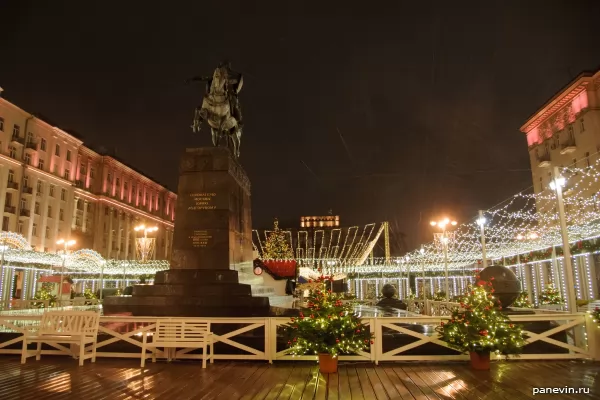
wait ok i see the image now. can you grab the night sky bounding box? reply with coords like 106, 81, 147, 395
1, 1, 600, 250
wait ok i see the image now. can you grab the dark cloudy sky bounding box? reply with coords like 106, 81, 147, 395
1, 1, 599, 249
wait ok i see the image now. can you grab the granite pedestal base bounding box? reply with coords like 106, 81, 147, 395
103, 269, 270, 317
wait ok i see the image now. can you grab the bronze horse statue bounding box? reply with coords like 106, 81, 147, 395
186, 61, 244, 158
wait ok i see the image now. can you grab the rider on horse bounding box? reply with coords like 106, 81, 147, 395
186, 61, 244, 157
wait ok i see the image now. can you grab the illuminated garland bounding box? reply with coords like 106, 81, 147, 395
283, 275, 374, 357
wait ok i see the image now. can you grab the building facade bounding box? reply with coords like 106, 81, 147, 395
300, 215, 340, 228
0, 94, 176, 260
521, 69, 600, 197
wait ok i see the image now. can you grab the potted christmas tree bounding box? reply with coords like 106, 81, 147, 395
283, 275, 373, 373
436, 279, 525, 370
538, 285, 564, 311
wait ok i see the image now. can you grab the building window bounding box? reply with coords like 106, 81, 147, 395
59, 209, 64, 221
76, 216, 82, 227
12, 124, 20, 138
17, 221, 23, 234
66, 150, 71, 162
40, 138, 46, 151
24, 153, 31, 165
20, 198, 26, 211
2, 217, 9, 231
45, 226, 50, 239
26, 132, 34, 145
34, 202, 40, 215
32, 223, 37, 237
8, 169, 14, 183
61, 188, 66, 201
116, 178, 120, 190
105, 207, 109, 216
0, 117, 4, 132
49, 185, 55, 197
90, 167, 95, 178
80, 164, 86, 175
581, 118, 585, 133
47, 205, 52, 218
38, 159, 44, 170
36, 181, 42, 194
55, 144, 60, 157
64, 169, 70, 180
568, 125, 575, 141
8, 146, 16, 158
107, 172, 113, 183
586, 152, 591, 168
24, 175, 29, 188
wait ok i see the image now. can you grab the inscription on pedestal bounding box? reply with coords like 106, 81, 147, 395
189, 230, 213, 248
188, 193, 217, 211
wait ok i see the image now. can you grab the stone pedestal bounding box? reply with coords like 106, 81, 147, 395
103, 147, 270, 317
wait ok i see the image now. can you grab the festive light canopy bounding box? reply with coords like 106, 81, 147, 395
0, 232, 33, 250
1, 247, 168, 275
255, 154, 600, 276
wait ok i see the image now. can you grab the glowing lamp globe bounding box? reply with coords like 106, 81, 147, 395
478, 265, 521, 308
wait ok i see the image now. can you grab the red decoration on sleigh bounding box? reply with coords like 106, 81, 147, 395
262, 260, 297, 278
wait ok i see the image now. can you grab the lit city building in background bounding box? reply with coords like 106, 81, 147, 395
521, 69, 600, 200
0, 94, 176, 259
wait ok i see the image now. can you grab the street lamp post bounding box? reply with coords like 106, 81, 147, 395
134, 224, 158, 262
550, 167, 577, 312
476, 211, 488, 269
56, 239, 76, 306
430, 218, 457, 302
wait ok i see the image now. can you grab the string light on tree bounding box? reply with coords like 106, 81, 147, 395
263, 218, 294, 260
436, 277, 525, 356
283, 274, 374, 357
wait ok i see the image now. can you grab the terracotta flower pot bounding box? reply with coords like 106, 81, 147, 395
469, 351, 490, 370
318, 353, 338, 373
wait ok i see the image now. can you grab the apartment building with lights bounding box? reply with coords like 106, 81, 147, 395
0, 91, 176, 259
521, 69, 600, 196
300, 214, 340, 228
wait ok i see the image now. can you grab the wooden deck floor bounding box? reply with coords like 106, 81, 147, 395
0, 357, 598, 400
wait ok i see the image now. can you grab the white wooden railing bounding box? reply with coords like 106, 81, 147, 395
0, 313, 597, 363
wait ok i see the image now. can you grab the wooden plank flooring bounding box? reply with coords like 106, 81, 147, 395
0, 357, 598, 399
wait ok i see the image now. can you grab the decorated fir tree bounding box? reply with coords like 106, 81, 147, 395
590, 307, 600, 327
512, 292, 533, 308
539, 284, 563, 305
263, 218, 294, 260
284, 275, 373, 357
436, 278, 525, 356
433, 290, 447, 301
32, 283, 57, 308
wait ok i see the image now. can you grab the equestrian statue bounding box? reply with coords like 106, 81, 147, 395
186, 61, 244, 158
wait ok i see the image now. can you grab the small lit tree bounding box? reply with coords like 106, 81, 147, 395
436, 278, 525, 365
512, 292, 533, 308
263, 218, 294, 260
283, 275, 373, 372
539, 284, 563, 305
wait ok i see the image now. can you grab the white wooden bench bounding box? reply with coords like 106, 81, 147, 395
141, 320, 214, 368
21, 311, 100, 366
